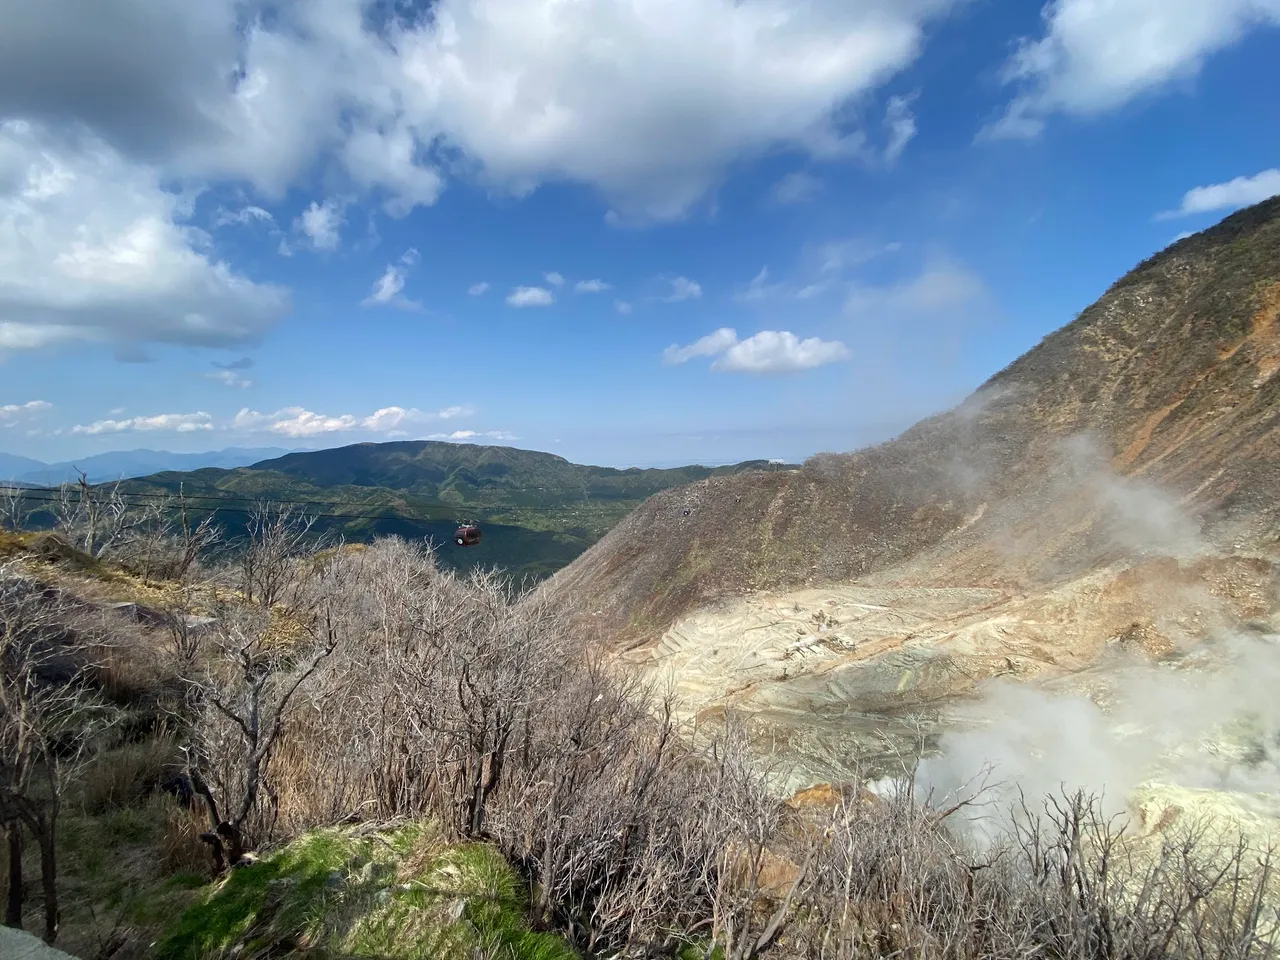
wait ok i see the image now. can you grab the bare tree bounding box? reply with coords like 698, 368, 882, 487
127, 486, 224, 585
1, 487, 29, 533
0, 565, 104, 943
170, 487, 223, 582
239, 501, 322, 610
53, 471, 160, 560
184, 599, 340, 872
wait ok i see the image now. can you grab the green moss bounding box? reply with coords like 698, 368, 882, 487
155, 823, 579, 960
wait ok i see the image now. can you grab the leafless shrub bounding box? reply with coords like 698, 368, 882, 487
147, 532, 1280, 959
783, 783, 1279, 960
181, 596, 340, 872
53, 472, 160, 561
1, 486, 30, 533
0, 563, 110, 943
238, 500, 326, 610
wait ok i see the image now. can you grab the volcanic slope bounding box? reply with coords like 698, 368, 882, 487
544, 197, 1280, 791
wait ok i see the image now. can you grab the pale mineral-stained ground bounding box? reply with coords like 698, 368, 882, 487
624, 551, 1280, 824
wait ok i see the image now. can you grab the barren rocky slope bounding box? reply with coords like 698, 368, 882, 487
543, 198, 1280, 795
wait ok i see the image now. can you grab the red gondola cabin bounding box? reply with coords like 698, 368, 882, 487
454, 524, 481, 547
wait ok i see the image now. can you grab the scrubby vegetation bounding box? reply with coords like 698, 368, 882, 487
1, 481, 1277, 959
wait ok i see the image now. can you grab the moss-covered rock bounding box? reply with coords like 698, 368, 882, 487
155, 822, 578, 960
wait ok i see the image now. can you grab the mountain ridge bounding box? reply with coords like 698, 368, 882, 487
114, 441, 795, 580
543, 196, 1280, 653
1, 446, 303, 485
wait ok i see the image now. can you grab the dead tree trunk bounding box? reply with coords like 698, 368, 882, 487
4, 820, 21, 929
37, 822, 57, 944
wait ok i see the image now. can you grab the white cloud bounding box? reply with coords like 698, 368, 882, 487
362, 248, 421, 308
366, 266, 406, 304
985, 0, 1280, 140
768, 171, 823, 206
0, 0, 963, 222
427, 429, 516, 442
575, 279, 611, 293
615, 300, 634, 315
663, 327, 850, 373
507, 286, 554, 307
294, 197, 345, 251
239, 408, 357, 438
545, 272, 565, 287
883, 94, 917, 162
468, 282, 490, 296
1158, 168, 1280, 219
0, 120, 289, 353
213, 205, 274, 228
662, 328, 739, 365
72, 411, 214, 434
204, 369, 252, 389
233, 403, 473, 438
713, 330, 851, 373
0, 400, 53, 427
663, 277, 703, 303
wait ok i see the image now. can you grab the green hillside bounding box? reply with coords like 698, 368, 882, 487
117, 441, 792, 580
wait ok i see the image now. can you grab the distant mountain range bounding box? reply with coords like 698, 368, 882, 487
116, 441, 796, 580
0, 447, 302, 485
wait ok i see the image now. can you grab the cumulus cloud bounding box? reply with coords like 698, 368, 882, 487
768, 171, 823, 206
363, 248, 421, 308
294, 197, 346, 251
72, 412, 214, 434
507, 286, 554, 307
545, 272, 565, 287
1158, 168, 1280, 219
714, 331, 851, 373
64, 402, 475, 439
468, 282, 490, 296
233, 403, 473, 439
0, 0, 964, 221
663, 328, 739, 365
575, 279, 611, 293
663, 327, 849, 373
0, 120, 289, 353
427, 429, 517, 442
984, 0, 1280, 140
0, 400, 53, 427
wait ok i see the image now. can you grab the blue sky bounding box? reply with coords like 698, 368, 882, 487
2, 0, 1279, 468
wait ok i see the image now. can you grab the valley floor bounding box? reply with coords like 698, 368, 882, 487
628, 551, 1280, 853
